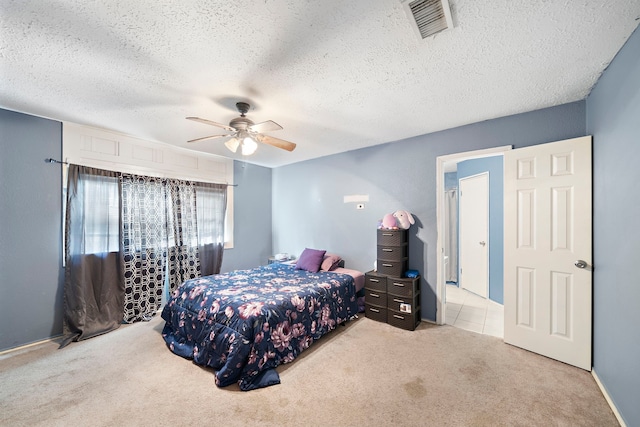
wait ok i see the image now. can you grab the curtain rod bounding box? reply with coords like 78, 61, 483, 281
45, 158, 68, 165
44, 158, 237, 186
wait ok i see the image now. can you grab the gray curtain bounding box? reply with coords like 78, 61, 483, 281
166, 179, 201, 292
61, 165, 123, 348
120, 174, 168, 323
445, 188, 458, 283
195, 183, 227, 277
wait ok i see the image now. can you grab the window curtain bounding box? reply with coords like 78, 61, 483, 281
61, 165, 123, 348
166, 179, 201, 292
120, 174, 168, 323
62, 168, 228, 339
195, 183, 227, 276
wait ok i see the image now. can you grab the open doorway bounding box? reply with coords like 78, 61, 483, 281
435, 146, 511, 336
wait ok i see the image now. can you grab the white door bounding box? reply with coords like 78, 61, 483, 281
459, 173, 489, 298
504, 136, 592, 370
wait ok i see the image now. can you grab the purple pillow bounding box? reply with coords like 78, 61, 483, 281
321, 253, 342, 271
295, 248, 326, 273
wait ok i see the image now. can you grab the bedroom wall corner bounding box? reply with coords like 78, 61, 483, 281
220, 160, 273, 272
0, 108, 64, 352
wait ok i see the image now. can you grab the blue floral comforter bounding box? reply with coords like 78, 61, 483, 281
161, 263, 359, 390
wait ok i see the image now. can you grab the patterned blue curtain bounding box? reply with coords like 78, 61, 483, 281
120, 174, 167, 323
166, 179, 201, 292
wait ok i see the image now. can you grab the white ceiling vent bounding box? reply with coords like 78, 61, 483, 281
402, 0, 454, 40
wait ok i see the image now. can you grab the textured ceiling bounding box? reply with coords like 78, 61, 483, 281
1, 1, 639, 167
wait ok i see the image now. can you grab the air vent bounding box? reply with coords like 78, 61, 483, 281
402, 0, 453, 40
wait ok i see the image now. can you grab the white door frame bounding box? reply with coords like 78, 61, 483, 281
435, 145, 512, 325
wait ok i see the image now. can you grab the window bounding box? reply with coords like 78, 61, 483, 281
82, 174, 119, 254
62, 122, 235, 252
196, 184, 228, 247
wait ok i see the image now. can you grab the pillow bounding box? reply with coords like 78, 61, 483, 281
321, 253, 342, 271
295, 248, 326, 273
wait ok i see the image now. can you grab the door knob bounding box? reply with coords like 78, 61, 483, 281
479, 241, 486, 246
574, 260, 588, 269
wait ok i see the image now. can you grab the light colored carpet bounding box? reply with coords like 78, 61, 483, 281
0, 315, 618, 426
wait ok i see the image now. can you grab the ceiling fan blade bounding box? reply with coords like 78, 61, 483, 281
187, 134, 234, 143
255, 134, 297, 152
249, 120, 283, 133
186, 117, 236, 132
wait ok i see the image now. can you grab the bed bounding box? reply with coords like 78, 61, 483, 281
161, 250, 363, 391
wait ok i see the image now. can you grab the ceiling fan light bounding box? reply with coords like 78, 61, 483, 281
241, 136, 258, 155
224, 137, 239, 153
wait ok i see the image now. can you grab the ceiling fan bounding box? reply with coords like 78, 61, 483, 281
186, 102, 296, 155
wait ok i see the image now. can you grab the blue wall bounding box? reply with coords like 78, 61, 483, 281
587, 26, 640, 426
456, 156, 504, 304
220, 161, 273, 272
444, 171, 457, 190
272, 101, 586, 321
0, 109, 64, 350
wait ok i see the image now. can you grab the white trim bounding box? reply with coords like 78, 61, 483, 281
0, 336, 61, 357
62, 122, 235, 248
62, 122, 233, 184
592, 369, 627, 427
435, 145, 511, 325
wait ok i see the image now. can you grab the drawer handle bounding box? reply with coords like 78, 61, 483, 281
393, 314, 405, 320
393, 298, 404, 303
392, 282, 405, 287
382, 248, 393, 252
382, 263, 393, 267
370, 278, 379, 283
370, 307, 380, 313
370, 293, 380, 298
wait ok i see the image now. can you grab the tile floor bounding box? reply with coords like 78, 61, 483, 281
445, 284, 504, 338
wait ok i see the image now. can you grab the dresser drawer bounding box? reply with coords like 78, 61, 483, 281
387, 276, 420, 298
377, 229, 407, 246
387, 293, 420, 314
365, 303, 387, 323
377, 244, 408, 261
365, 288, 387, 306
365, 271, 387, 292
387, 309, 420, 331
377, 259, 407, 277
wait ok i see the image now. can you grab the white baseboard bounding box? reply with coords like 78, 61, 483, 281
0, 335, 61, 357
592, 368, 626, 427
